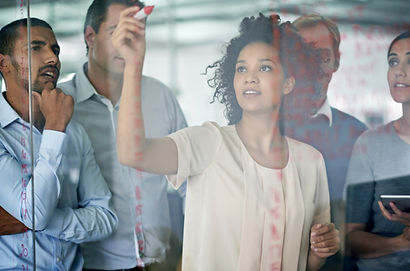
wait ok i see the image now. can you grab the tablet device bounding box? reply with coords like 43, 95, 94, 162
380, 195, 410, 212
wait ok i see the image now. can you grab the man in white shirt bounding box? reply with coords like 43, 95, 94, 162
58, 1, 187, 270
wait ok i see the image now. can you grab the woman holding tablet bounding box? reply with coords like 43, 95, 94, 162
113, 7, 339, 271
345, 31, 410, 270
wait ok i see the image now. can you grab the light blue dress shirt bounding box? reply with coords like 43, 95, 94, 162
58, 63, 187, 269
0, 92, 118, 270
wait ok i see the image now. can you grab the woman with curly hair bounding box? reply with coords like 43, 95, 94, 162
114, 7, 339, 271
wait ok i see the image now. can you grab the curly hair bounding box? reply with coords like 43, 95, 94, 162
207, 13, 323, 129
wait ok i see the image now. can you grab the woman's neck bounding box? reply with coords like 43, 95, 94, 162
393, 103, 410, 144
236, 112, 288, 169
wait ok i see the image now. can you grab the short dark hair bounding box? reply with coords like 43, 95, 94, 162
388, 30, 410, 58
207, 13, 322, 130
83, 0, 145, 53
0, 18, 52, 56
0, 18, 53, 78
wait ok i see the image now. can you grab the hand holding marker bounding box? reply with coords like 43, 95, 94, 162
133, 5, 154, 20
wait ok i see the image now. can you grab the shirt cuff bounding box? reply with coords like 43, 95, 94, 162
38, 129, 66, 173
40, 129, 66, 152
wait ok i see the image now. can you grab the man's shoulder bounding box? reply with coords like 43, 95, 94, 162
140, 75, 182, 114
331, 107, 367, 131
57, 73, 78, 97
141, 75, 174, 96
141, 74, 167, 87
65, 119, 89, 145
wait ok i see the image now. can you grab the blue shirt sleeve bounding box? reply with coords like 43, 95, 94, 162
0, 129, 66, 230
42, 125, 118, 243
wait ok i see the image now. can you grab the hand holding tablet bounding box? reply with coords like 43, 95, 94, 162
378, 195, 410, 227
380, 195, 410, 212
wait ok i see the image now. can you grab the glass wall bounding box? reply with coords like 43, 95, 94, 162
0, 0, 409, 270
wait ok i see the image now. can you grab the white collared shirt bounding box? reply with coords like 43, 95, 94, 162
58, 63, 187, 269
312, 97, 332, 127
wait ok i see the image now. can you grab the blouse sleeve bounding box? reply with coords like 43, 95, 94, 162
166, 122, 222, 189
313, 154, 331, 225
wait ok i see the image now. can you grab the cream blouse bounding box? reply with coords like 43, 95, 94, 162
167, 122, 330, 271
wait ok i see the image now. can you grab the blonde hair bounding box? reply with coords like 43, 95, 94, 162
293, 14, 340, 70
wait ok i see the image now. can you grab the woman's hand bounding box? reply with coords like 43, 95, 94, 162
401, 227, 410, 242
111, 6, 146, 67
310, 223, 340, 258
392, 227, 410, 251
378, 200, 410, 226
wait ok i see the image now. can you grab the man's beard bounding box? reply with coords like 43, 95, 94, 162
11, 56, 52, 93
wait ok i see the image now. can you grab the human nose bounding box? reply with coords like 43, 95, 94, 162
44, 47, 59, 65
394, 62, 407, 78
245, 70, 258, 84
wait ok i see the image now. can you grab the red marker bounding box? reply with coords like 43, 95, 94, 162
133, 5, 154, 20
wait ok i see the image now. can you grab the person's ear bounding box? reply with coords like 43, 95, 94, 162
333, 51, 340, 72
283, 76, 295, 95
84, 25, 96, 50
0, 54, 11, 74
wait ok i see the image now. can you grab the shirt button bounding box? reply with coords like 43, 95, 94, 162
57, 257, 61, 262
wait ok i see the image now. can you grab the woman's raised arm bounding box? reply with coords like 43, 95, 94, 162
113, 6, 178, 174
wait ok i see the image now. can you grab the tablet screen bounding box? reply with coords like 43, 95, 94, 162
380, 195, 410, 212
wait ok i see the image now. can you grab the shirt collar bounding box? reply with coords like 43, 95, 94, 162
0, 91, 22, 128
311, 97, 332, 127
74, 62, 98, 103
70, 62, 120, 108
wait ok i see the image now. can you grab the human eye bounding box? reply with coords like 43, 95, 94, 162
321, 50, 331, 63
260, 65, 272, 72
31, 45, 41, 51
388, 58, 398, 67
236, 65, 246, 73
53, 47, 60, 57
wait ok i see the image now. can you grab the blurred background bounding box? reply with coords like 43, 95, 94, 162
1, 0, 409, 126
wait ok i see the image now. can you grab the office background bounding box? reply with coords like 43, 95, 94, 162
0, 0, 409, 126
